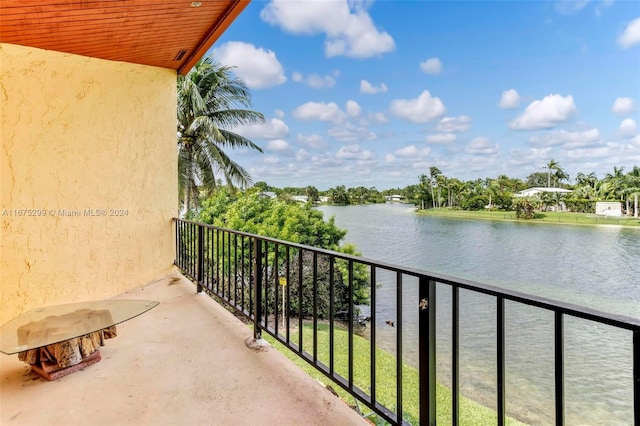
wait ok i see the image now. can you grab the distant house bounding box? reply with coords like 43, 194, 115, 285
319, 196, 330, 203
515, 187, 573, 197
515, 187, 573, 212
291, 195, 308, 203
595, 201, 623, 217
258, 191, 276, 199
385, 194, 406, 203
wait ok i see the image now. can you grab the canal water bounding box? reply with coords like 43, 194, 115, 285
318, 204, 640, 425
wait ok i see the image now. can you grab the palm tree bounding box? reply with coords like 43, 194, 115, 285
429, 166, 442, 208
329, 185, 350, 205
554, 167, 569, 188
177, 57, 265, 213
599, 167, 625, 201
485, 179, 501, 211
418, 174, 431, 209
545, 159, 562, 187
305, 186, 319, 204
623, 166, 640, 218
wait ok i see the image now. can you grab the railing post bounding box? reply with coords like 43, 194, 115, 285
253, 239, 263, 339
497, 297, 505, 426
196, 224, 203, 293
634, 330, 639, 425
419, 277, 437, 425
555, 311, 564, 425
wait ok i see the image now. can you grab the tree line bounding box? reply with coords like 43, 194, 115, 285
253, 161, 640, 217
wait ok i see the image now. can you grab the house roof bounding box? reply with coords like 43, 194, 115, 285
515, 187, 573, 197
0, 0, 249, 75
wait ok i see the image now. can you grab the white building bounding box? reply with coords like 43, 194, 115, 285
595, 201, 623, 217
385, 194, 406, 203
515, 187, 573, 197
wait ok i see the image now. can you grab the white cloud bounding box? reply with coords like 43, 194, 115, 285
394, 145, 431, 158
612, 97, 636, 116
235, 118, 289, 139
263, 155, 280, 164
528, 128, 601, 148
266, 139, 291, 152
360, 80, 388, 94
465, 137, 499, 156
554, 1, 590, 15
328, 122, 376, 143
274, 109, 285, 119
437, 115, 471, 133
368, 112, 389, 124
335, 144, 374, 160
390, 90, 446, 123
619, 118, 638, 138
420, 57, 442, 74
293, 101, 347, 123
297, 133, 328, 149
384, 154, 397, 163
618, 17, 640, 48
509, 94, 577, 130
295, 149, 310, 162
563, 146, 617, 160
345, 100, 362, 117
499, 89, 521, 109
213, 41, 286, 89
260, 0, 395, 58
292, 71, 338, 89
595, 0, 613, 17
395, 145, 419, 157
426, 133, 456, 144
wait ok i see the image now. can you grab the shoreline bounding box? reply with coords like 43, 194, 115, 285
415, 208, 640, 229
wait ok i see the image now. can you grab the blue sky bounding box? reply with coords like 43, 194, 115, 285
210, 0, 640, 190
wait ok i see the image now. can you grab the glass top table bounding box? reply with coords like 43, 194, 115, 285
0, 300, 158, 355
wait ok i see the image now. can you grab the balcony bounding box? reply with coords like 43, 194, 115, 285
173, 218, 640, 425
2, 218, 639, 425
0, 273, 366, 425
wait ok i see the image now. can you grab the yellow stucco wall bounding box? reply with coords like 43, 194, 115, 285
0, 43, 177, 324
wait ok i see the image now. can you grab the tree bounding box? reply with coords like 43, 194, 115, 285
574, 172, 598, 199
305, 186, 319, 204
554, 166, 569, 188
197, 188, 369, 318
329, 185, 350, 205
526, 172, 548, 188
622, 166, 640, 217
447, 178, 464, 208
417, 174, 432, 209
429, 166, 442, 208
177, 57, 265, 214
545, 158, 569, 188
485, 179, 501, 211
253, 181, 270, 192
599, 166, 626, 200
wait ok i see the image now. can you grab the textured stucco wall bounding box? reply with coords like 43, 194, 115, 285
0, 43, 177, 324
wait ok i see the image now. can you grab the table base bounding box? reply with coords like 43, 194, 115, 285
31, 350, 102, 381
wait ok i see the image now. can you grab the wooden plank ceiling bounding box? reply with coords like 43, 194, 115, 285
0, 0, 249, 74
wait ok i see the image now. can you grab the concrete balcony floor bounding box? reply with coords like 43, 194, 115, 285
0, 272, 367, 426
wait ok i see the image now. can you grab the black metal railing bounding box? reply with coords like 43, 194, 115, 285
174, 218, 640, 425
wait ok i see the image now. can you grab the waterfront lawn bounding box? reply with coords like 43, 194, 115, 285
418, 208, 640, 227
263, 323, 525, 425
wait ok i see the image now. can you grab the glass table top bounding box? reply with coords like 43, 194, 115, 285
0, 300, 158, 355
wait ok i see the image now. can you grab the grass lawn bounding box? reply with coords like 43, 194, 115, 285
262, 323, 525, 425
418, 208, 640, 227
